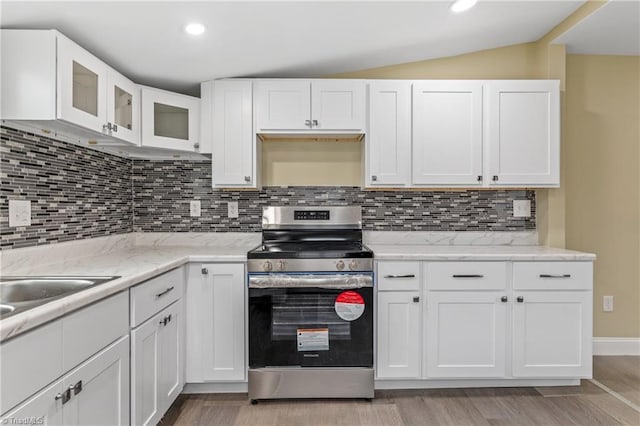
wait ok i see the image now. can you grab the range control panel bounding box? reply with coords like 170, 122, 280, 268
294, 210, 330, 221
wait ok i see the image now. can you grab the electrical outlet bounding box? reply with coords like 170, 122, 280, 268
513, 200, 531, 218
228, 201, 239, 218
9, 200, 31, 227
603, 296, 614, 312
190, 200, 201, 217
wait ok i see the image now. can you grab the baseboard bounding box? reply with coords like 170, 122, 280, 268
593, 337, 640, 355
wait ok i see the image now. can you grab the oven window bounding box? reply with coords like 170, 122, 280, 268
272, 294, 351, 341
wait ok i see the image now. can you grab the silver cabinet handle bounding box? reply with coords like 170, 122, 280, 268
160, 314, 172, 326
312, 119, 319, 127
452, 274, 484, 278
539, 274, 571, 278
155, 286, 174, 298
70, 380, 82, 395
111, 124, 118, 132
201, 267, 209, 275
244, 176, 251, 182
305, 119, 312, 127
194, 142, 200, 149
477, 175, 482, 181
413, 296, 420, 303
55, 389, 71, 404
384, 274, 416, 279
371, 175, 378, 182
102, 123, 110, 134
492, 175, 499, 181
501, 296, 508, 303
517, 296, 524, 303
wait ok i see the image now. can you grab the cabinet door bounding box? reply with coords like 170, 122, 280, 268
141, 87, 200, 151
212, 80, 255, 186
158, 301, 184, 414
255, 80, 311, 130
63, 336, 129, 426
0, 378, 64, 425
131, 313, 162, 426
426, 292, 507, 378
376, 291, 421, 379
107, 70, 140, 145
367, 81, 411, 186
200, 264, 246, 381
412, 81, 483, 186
486, 80, 560, 186
311, 80, 365, 130
512, 291, 592, 378
57, 34, 108, 133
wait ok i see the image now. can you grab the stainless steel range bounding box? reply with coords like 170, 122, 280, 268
247, 206, 374, 403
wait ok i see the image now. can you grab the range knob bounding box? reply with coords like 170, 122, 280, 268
349, 260, 358, 271
263, 261, 273, 272
336, 260, 345, 271
277, 260, 286, 272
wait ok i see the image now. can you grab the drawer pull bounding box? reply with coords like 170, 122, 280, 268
452, 274, 484, 278
155, 286, 175, 298
384, 274, 416, 279
539, 274, 571, 279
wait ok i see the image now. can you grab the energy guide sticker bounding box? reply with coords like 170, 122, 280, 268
297, 328, 329, 351
334, 290, 365, 321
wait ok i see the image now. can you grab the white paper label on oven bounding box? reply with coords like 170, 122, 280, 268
335, 290, 365, 321
297, 328, 329, 351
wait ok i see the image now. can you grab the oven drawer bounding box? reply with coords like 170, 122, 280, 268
425, 262, 507, 290
377, 261, 420, 291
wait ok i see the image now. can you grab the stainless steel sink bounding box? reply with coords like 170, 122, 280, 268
0, 276, 120, 319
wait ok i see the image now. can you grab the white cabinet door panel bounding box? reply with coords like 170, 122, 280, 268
487, 80, 560, 186
512, 291, 592, 378
367, 81, 411, 186
158, 301, 184, 412
311, 80, 364, 130
426, 292, 506, 378
413, 81, 483, 186
107, 70, 140, 145
256, 80, 310, 130
131, 313, 161, 426
0, 378, 64, 424
377, 291, 421, 379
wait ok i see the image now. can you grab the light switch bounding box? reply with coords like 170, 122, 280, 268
513, 200, 531, 218
9, 199, 31, 227
190, 200, 201, 217
228, 201, 239, 218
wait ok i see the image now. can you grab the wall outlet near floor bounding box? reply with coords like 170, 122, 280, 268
513, 200, 532, 218
228, 201, 239, 218
603, 295, 614, 312
190, 200, 201, 217
9, 199, 31, 227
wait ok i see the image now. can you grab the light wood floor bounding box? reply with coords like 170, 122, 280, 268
161, 357, 640, 425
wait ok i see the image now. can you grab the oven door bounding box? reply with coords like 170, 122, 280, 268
248, 273, 373, 368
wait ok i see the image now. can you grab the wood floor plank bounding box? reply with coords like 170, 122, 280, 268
234, 403, 282, 426
547, 395, 623, 425
198, 404, 241, 425
356, 403, 404, 426
535, 379, 603, 397
581, 390, 640, 425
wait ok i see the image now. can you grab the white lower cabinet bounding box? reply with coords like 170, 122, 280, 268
1, 335, 129, 425
512, 291, 592, 378
186, 263, 246, 382
376, 291, 422, 379
131, 300, 184, 426
425, 292, 507, 378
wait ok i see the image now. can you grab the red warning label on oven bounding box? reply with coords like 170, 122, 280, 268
335, 291, 365, 321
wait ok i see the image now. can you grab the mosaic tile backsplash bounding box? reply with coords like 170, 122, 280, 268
1, 126, 535, 249
1, 126, 133, 249
132, 160, 535, 232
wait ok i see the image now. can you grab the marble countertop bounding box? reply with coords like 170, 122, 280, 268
0, 231, 594, 342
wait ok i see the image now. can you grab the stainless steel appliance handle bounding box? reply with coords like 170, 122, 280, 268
249, 274, 373, 289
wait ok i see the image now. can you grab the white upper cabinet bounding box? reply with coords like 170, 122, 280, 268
486, 80, 560, 187
141, 86, 200, 152
413, 81, 483, 186
1, 30, 140, 145
255, 79, 365, 132
211, 80, 256, 187
366, 81, 412, 186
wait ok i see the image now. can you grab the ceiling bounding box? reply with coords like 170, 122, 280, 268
1, 1, 586, 96
553, 0, 640, 55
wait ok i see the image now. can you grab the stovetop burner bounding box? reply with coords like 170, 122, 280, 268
248, 242, 373, 259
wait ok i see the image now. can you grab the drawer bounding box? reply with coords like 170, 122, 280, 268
377, 261, 420, 291
131, 267, 184, 327
0, 320, 63, 415
63, 290, 129, 371
513, 261, 593, 290
425, 262, 507, 290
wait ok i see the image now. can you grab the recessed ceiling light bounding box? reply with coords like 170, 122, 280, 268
450, 0, 478, 13
184, 23, 206, 36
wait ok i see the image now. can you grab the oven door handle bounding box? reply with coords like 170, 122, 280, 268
248, 274, 373, 289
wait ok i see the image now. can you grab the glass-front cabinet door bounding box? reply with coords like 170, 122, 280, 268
107, 71, 140, 145
57, 34, 108, 133
141, 86, 200, 152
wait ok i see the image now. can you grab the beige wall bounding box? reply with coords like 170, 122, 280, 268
564, 55, 640, 337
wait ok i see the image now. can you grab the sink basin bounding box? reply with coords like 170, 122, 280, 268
0, 276, 120, 319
